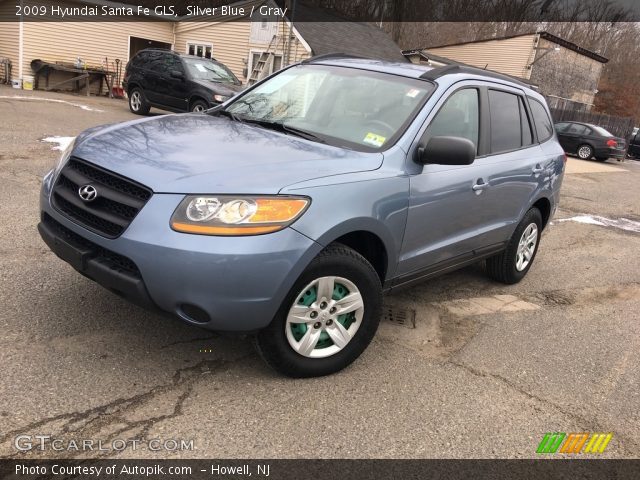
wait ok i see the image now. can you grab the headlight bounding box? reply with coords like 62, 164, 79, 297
52, 137, 76, 174
171, 195, 310, 236
213, 94, 230, 103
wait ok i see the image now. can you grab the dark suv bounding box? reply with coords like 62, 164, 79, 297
123, 49, 243, 114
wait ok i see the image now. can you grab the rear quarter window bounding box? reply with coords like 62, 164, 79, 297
131, 52, 149, 68
529, 98, 554, 142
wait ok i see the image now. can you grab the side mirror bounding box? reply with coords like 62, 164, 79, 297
170, 70, 184, 80
416, 136, 476, 166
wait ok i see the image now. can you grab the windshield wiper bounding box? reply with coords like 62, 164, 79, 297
210, 108, 244, 123
241, 119, 326, 144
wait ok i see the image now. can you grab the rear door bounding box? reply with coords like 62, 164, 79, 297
164, 55, 189, 111
474, 86, 548, 244
563, 123, 589, 153
143, 51, 169, 105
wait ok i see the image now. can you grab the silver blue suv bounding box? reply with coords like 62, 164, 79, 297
39, 56, 565, 377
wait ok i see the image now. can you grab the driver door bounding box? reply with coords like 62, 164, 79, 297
397, 85, 492, 279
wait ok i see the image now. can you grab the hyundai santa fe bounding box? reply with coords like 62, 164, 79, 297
39, 56, 565, 377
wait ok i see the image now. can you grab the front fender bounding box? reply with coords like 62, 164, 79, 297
286, 175, 410, 280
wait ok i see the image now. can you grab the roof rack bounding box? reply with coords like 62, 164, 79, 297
420, 65, 531, 88
301, 52, 370, 64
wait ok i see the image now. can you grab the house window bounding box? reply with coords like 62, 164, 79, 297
249, 51, 284, 77
187, 43, 213, 59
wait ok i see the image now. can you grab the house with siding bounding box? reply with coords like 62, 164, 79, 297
0, 0, 404, 92
405, 32, 608, 111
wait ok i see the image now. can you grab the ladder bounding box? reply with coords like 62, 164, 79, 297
248, 35, 281, 85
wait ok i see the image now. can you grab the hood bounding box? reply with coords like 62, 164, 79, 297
72, 114, 383, 194
193, 79, 243, 96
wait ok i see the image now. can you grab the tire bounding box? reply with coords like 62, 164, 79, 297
486, 208, 542, 285
577, 144, 593, 160
190, 100, 209, 113
255, 243, 382, 378
128, 88, 150, 115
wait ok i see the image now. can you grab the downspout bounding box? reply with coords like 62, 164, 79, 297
18, 0, 24, 81
172, 18, 177, 51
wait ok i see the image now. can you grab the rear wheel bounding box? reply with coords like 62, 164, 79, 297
255, 244, 382, 378
487, 208, 542, 284
128, 88, 150, 115
577, 144, 593, 160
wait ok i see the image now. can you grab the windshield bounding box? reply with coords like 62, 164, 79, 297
184, 57, 240, 85
224, 64, 434, 150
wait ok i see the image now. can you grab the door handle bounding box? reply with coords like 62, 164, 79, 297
532, 165, 544, 174
472, 179, 489, 192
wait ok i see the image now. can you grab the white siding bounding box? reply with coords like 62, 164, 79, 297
427, 34, 538, 79
0, 1, 20, 81
176, 19, 310, 84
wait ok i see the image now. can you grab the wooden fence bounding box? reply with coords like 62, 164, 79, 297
550, 105, 636, 140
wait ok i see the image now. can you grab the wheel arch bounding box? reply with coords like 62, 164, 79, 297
127, 83, 141, 95
188, 95, 209, 110
531, 196, 552, 229
307, 218, 398, 284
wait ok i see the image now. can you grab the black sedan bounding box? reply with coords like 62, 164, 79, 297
554, 121, 626, 161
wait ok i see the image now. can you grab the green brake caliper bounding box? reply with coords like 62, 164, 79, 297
290, 282, 356, 349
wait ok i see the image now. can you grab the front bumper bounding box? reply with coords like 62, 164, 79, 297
39, 182, 322, 332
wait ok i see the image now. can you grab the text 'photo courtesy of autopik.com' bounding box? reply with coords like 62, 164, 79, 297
1, 0, 640, 478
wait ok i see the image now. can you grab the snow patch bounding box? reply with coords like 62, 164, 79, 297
0, 95, 104, 112
41, 136, 75, 151
557, 215, 640, 233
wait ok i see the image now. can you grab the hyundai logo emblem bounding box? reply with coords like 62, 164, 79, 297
78, 184, 98, 202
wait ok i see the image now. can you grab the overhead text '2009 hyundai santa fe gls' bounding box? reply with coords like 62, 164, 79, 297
39, 56, 565, 377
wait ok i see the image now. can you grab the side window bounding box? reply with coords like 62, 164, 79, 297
519, 97, 533, 146
488, 90, 521, 153
147, 52, 165, 72
425, 88, 479, 151
165, 55, 183, 73
555, 122, 569, 133
567, 124, 588, 135
529, 98, 554, 142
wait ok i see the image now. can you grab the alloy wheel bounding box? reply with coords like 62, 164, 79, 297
285, 276, 364, 358
515, 223, 538, 271
130, 91, 141, 111
578, 146, 592, 159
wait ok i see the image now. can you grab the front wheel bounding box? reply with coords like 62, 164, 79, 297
255, 244, 382, 378
577, 144, 593, 160
190, 100, 209, 113
486, 207, 542, 284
